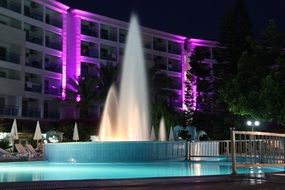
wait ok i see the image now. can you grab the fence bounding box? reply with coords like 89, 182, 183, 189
187, 140, 231, 161
187, 130, 285, 174
231, 130, 285, 174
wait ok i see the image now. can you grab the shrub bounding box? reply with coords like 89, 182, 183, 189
0, 138, 11, 150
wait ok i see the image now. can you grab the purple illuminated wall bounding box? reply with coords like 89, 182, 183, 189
48, 0, 218, 113
61, 14, 67, 99
66, 11, 81, 89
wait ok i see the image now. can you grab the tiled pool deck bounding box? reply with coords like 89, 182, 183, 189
1, 172, 285, 190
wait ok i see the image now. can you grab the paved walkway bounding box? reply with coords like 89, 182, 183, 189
1, 173, 285, 190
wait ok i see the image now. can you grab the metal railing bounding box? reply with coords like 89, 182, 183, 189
22, 107, 40, 118
0, 105, 19, 116
0, 52, 20, 64
0, 0, 21, 13
46, 17, 62, 28
187, 140, 231, 161
231, 130, 285, 175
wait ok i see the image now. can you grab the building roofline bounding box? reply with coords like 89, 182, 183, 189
71, 9, 187, 42
189, 38, 224, 48
41, 0, 69, 11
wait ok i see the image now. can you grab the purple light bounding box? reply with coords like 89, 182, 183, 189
62, 13, 68, 99
76, 95, 81, 102
47, 0, 69, 11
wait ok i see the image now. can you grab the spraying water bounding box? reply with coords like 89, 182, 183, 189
99, 85, 118, 141
99, 15, 150, 141
158, 117, 166, 141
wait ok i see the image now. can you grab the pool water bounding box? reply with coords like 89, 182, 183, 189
0, 161, 283, 182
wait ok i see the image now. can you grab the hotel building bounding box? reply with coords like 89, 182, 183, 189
0, 0, 222, 122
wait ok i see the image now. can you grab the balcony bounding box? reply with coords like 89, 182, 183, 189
0, 0, 21, 13
100, 45, 116, 61
0, 52, 20, 64
100, 25, 117, 42
81, 42, 98, 58
169, 79, 182, 90
46, 17, 62, 28
168, 41, 181, 55
153, 38, 167, 52
45, 40, 62, 51
22, 106, 40, 118
44, 110, 60, 119
45, 86, 61, 96
45, 62, 62, 73
153, 56, 167, 70
46, 7, 62, 28
0, 14, 21, 29
26, 58, 42, 69
0, 67, 20, 80
81, 26, 98, 38
168, 59, 182, 73
0, 105, 18, 116
119, 29, 127, 43
24, 4, 43, 22
26, 33, 43, 45
25, 82, 41, 93
100, 52, 116, 61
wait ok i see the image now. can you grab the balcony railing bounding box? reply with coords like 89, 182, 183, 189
81, 49, 98, 58
81, 27, 98, 37
24, 6, 43, 21
0, 52, 20, 64
25, 82, 42, 93
46, 40, 62, 51
26, 59, 42, 69
153, 43, 167, 52
46, 17, 62, 28
168, 64, 182, 72
100, 31, 117, 42
45, 87, 61, 96
26, 33, 43, 45
0, 0, 21, 13
44, 110, 60, 119
0, 105, 18, 116
45, 62, 62, 73
100, 52, 116, 61
22, 107, 40, 118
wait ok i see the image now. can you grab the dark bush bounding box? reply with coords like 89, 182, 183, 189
0, 138, 11, 150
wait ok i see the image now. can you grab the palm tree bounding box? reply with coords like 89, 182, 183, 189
148, 63, 182, 130
94, 62, 119, 110
66, 75, 98, 119
65, 62, 119, 119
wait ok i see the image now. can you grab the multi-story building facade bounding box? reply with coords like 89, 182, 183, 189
0, 0, 68, 121
0, 0, 222, 122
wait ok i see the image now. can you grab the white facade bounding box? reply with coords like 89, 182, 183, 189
0, 0, 68, 120
0, 0, 221, 121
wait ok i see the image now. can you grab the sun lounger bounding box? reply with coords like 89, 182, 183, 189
0, 148, 10, 154
0, 147, 28, 162
15, 144, 29, 155
25, 144, 43, 160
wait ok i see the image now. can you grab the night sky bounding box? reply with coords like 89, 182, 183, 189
57, 0, 285, 41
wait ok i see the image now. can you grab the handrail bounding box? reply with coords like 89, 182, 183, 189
233, 130, 285, 137
231, 130, 285, 175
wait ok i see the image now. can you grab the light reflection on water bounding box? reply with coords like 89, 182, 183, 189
0, 161, 283, 182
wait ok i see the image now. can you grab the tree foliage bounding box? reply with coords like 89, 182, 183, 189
220, 0, 252, 68
220, 20, 285, 125
65, 62, 119, 119
149, 63, 183, 130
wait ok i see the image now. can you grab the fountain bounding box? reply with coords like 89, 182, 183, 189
158, 117, 166, 141
45, 14, 186, 163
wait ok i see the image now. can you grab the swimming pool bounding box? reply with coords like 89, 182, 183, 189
0, 161, 283, 182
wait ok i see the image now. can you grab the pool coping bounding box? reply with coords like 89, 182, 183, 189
1, 172, 285, 190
